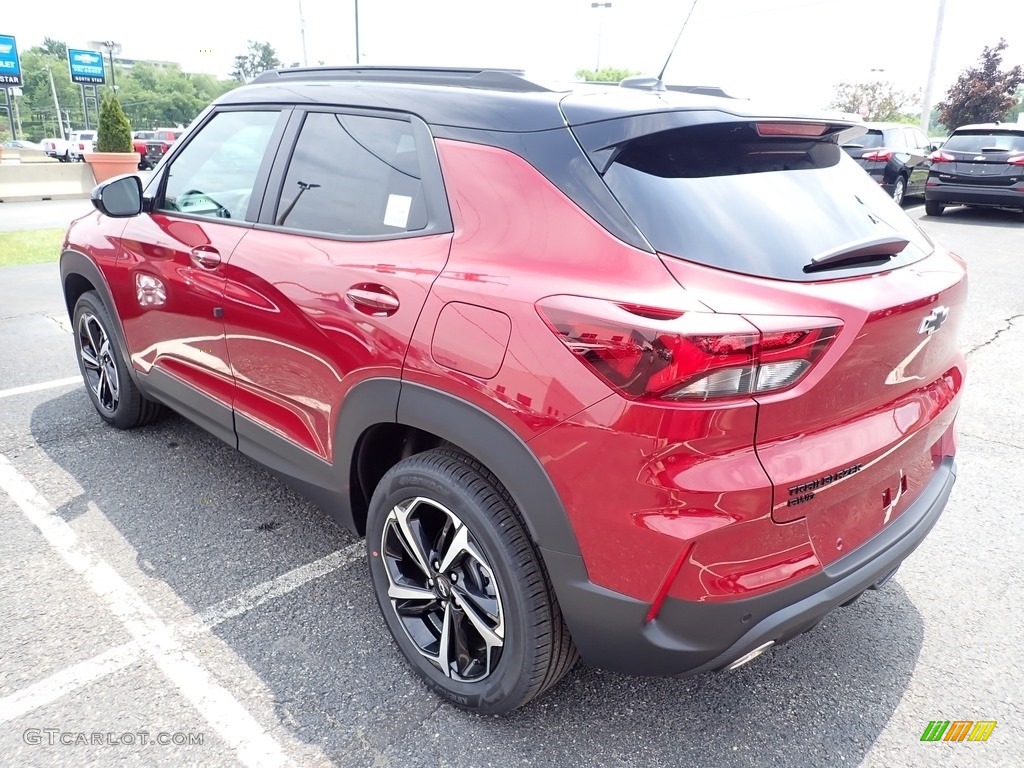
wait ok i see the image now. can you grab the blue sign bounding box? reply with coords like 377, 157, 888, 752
0, 34, 22, 86
68, 48, 105, 85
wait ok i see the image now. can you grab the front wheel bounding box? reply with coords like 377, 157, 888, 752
925, 200, 945, 216
366, 448, 577, 714
73, 291, 166, 429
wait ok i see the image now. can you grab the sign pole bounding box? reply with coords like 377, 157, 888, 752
80, 84, 89, 130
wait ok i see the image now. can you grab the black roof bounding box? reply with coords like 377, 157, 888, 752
221, 66, 845, 133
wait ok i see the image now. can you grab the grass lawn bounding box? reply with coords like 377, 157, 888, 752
0, 229, 66, 267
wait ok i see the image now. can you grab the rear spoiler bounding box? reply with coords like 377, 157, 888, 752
570, 112, 866, 173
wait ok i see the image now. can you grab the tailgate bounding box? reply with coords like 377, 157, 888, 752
751, 255, 966, 564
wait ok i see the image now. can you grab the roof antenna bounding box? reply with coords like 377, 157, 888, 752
619, 0, 700, 91
658, 0, 701, 83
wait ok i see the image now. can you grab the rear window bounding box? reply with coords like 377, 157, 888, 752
601, 123, 932, 281
842, 129, 886, 150
943, 130, 1024, 153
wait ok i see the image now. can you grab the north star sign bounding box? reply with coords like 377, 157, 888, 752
0, 34, 23, 86
68, 48, 106, 85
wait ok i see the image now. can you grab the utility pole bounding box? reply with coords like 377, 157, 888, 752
298, 0, 309, 66
920, 0, 947, 134
47, 66, 65, 140
354, 0, 361, 64
591, 2, 612, 73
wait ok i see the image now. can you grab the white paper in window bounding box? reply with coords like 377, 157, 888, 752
383, 194, 412, 229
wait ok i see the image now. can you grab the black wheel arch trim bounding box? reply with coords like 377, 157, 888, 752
60, 249, 144, 391
393, 381, 583, 559
331, 378, 583, 560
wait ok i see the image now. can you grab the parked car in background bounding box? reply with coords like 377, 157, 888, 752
2, 139, 44, 150
132, 130, 156, 169
143, 128, 183, 169
925, 123, 1024, 217
68, 130, 97, 161
841, 122, 935, 204
60, 67, 966, 715
42, 137, 71, 161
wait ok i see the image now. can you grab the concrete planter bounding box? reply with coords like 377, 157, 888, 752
84, 152, 140, 184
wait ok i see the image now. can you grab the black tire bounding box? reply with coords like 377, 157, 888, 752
366, 448, 577, 715
892, 176, 907, 206
925, 200, 945, 216
72, 291, 166, 429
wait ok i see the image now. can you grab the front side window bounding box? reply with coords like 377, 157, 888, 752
160, 110, 280, 221
275, 112, 427, 237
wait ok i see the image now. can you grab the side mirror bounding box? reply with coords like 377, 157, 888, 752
91, 174, 143, 217
929, 141, 943, 152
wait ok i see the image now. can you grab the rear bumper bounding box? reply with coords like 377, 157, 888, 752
545, 457, 956, 676
926, 182, 1024, 209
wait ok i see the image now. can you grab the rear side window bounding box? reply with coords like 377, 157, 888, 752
274, 112, 427, 237
943, 130, 1024, 153
601, 123, 932, 281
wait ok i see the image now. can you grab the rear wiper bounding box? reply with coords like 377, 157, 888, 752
841, 143, 864, 148
804, 235, 909, 273
980, 147, 1007, 153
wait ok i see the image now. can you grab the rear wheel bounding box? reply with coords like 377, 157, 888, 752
925, 200, 945, 216
892, 176, 907, 206
73, 291, 166, 429
366, 448, 577, 714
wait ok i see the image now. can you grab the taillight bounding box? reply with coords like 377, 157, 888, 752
536, 296, 841, 401
1008, 154, 1024, 166
861, 150, 893, 161
930, 151, 955, 163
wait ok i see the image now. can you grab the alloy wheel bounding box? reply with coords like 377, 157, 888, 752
380, 496, 505, 682
78, 312, 120, 413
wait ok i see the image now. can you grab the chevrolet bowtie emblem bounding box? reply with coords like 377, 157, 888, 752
919, 306, 950, 335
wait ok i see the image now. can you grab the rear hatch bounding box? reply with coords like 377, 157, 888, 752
840, 127, 891, 171
932, 128, 1024, 186
570, 109, 967, 566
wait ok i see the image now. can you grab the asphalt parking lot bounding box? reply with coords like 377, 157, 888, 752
0, 199, 1021, 768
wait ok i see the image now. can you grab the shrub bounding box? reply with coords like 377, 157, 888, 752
96, 92, 133, 153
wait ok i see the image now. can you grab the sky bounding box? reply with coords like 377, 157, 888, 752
3, 0, 1023, 114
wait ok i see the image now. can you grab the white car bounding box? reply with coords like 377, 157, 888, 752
42, 137, 71, 161
67, 130, 97, 161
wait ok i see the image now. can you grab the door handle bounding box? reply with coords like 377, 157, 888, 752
346, 284, 400, 317
190, 246, 221, 270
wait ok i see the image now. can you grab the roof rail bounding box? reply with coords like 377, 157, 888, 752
250, 66, 553, 93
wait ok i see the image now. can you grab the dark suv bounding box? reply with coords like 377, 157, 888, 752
925, 123, 1024, 216
61, 67, 966, 714
841, 121, 935, 204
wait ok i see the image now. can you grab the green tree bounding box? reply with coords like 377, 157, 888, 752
97, 92, 133, 152
40, 37, 67, 59
575, 67, 641, 82
231, 41, 281, 82
1007, 88, 1024, 122
828, 81, 919, 122
937, 39, 1024, 129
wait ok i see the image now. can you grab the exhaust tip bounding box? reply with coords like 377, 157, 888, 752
723, 641, 775, 672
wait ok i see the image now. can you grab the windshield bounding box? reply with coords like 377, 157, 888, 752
602, 124, 932, 281
943, 130, 1024, 153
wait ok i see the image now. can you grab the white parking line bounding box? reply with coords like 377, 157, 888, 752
0, 642, 142, 724
0, 507, 362, 728
196, 542, 363, 629
0, 454, 298, 768
0, 376, 82, 399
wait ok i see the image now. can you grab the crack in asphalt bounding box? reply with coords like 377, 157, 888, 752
958, 431, 1024, 453
966, 314, 1024, 357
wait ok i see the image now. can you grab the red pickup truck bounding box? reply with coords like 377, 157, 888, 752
142, 128, 183, 169
132, 131, 155, 169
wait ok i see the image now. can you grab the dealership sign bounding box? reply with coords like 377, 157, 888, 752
68, 48, 106, 85
0, 34, 22, 86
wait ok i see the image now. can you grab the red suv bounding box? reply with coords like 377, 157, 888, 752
61, 67, 966, 714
